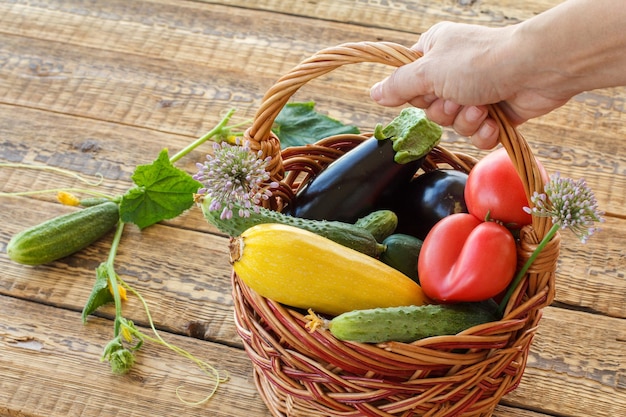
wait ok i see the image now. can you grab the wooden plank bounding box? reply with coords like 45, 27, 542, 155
202, 0, 564, 30
1, 1, 624, 415
0, 102, 215, 202
0, 294, 272, 417
2, 132, 625, 416
516, 119, 626, 218
1, 295, 624, 417
553, 215, 626, 319
0, 0, 624, 217
503, 306, 626, 417
0, 0, 623, 133
0, 0, 412, 120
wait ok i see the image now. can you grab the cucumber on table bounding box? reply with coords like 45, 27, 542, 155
327, 301, 499, 343
7, 201, 120, 265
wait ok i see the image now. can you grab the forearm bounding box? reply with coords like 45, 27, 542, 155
370, 0, 626, 148
515, 0, 626, 96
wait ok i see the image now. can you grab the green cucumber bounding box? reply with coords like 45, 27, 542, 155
354, 210, 398, 242
328, 301, 499, 343
201, 198, 385, 257
7, 202, 120, 265
379, 233, 423, 283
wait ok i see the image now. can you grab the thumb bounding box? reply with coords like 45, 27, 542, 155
370, 61, 431, 107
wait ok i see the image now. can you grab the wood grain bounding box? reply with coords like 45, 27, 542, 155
206, 0, 563, 30
1, 289, 623, 417
1, 1, 624, 416
1, 0, 624, 214
0, 294, 271, 417
504, 307, 626, 417
1, 293, 578, 417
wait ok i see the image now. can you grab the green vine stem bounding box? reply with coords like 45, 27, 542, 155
1, 187, 114, 200
101, 220, 127, 337
118, 281, 229, 405
102, 218, 229, 401
169, 108, 245, 163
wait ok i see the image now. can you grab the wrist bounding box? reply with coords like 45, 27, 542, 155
512, 0, 626, 97
509, 20, 582, 100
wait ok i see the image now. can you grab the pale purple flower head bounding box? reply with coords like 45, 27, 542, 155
193, 140, 279, 219
524, 172, 604, 243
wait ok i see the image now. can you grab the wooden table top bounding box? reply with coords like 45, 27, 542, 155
1, 1, 624, 416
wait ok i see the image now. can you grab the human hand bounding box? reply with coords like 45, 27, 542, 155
370, 22, 571, 149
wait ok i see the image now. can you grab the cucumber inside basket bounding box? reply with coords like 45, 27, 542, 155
200, 42, 562, 417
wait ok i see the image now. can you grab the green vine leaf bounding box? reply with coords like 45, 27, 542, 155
81, 263, 114, 323
272, 101, 360, 148
119, 149, 201, 229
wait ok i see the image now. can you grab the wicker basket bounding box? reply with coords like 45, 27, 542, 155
233, 42, 561, 417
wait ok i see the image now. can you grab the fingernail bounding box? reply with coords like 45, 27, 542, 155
477, 121, 496, 140
443, 100, 461, 115
465, 106, 485, 122
370, 82, 382, 101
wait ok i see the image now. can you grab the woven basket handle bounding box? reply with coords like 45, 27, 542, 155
244, 41, 551, 241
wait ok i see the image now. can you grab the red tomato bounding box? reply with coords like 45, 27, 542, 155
465, 148, 546, 228
417, 213, 517, 302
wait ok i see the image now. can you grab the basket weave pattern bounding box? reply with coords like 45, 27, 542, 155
235, 42, 561, 417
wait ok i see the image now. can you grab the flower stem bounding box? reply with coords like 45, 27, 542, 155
169, 108, 238, 164
497, 222, 560, 316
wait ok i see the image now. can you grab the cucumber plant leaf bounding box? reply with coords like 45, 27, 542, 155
81, 262, 114, 323
119, 149, 201, 229
272, 101, 360, 148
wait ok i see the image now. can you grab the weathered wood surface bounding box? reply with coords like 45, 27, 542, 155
1, 1, 624, 416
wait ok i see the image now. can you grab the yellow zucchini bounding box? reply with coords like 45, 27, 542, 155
229, 223, 429, 316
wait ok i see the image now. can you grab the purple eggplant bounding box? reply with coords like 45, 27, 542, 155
392, 169, 468, 240
286, 108, 442, 223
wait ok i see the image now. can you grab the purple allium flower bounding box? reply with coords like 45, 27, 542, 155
524, 172, 604, 243
193, 140, 279, 219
